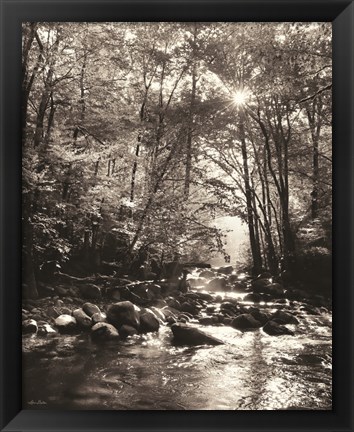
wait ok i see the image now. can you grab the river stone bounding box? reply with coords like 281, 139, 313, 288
47, 306, 60, 319
22, 319, 38, 334
196, 292, 214, 302
73, 308, 92, 328
38, 323, 57, 335
161, 306, 179, 320
188, 277, 207, 287
180, 302, 198, 315
91, 312, 107, 324
61, 307, 72, 315
263, 320, 295, 336
207, 277, 227, 291
231, 314, 262, 331
82, 302, 101, 317
149, 307, 166, 322
272, 310, 299, 325
119, 324, 138, 338
265, 283, 284, 297
91, 322, 119, 341
199, 270, 215, 279
217, 266, 234, 275
198, 316, 215, 325
55, 314, 77, 332
250, 309, 271, 325
166, 297, 181, 310
171, 323, 224, 346
107, 301, 140, 330
220, 301, 237, 312
139, 311, 160, 333
54, 299, 64, 308
178, 313, 191, 322
243, 293, 262, 303
252, 278, 272, 293
79, 284, 102, 300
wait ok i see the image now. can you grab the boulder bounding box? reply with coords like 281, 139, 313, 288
180, 302, 198, 315
149, 307, 166, 321
178, 313, 191, 322
46, 306, 60, 319
188, 277, 207, 287
73, 308, 92, 328
171, 323, 224, 346
251, 278, 271, 293
79, 284, 102, 300
166, 297, 181, 310
217, 266, 234, 275
54, 314, 77, 333
199, 270, 215, 279
91, 322, 119, 341
91, 312, 107, 324
272, 310, 299, 325
265, 283, 284, 297
220, 301, 237, 312
231, 314, 262, 331
82, 302, 101, 317
195, 292, 214, 301
38, 323, 57, 335
54, 299, 64, 308
198, 316, 215, 325
119, 324, 138, 338
243, 293, 262, 303
161, 306, 179, 321
61, 307, 72, 315
207, 277, 227, 291
263, 320, 294, 336
249, 309, 271, 325
139, 311, 160, 333
22, 319, 38, 334
107, 301, 140, 330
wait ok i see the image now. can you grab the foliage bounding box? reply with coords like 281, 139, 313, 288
22, 22, 332, 296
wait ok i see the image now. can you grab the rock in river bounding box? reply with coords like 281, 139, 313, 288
22, 319, 38, 334
263, 320, 294, 336
91, 322, 119, 341
107, 301, 140, 330
272, 310, 299, 325
82, 302, 101, 317
231, 314, 262, 331
119, 324, 138, 338
139, 311, 160, 333
55, 314, 77, 333
171, 323, 224, 346
91, 312, 107, 324
73, 308, 92, 328
206, 277, 227, 291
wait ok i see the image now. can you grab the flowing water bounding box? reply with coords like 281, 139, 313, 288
22, 291, 332, 411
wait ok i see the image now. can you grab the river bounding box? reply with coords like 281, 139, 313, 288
22, 288, 332, 410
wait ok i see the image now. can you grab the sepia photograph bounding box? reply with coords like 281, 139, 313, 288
22, 22, 332, 411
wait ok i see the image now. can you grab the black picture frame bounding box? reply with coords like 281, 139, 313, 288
0, 0, 353, 431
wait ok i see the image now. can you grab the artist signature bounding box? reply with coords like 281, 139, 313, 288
27, 400, 47, 405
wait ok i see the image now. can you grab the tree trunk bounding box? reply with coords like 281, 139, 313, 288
239, 118, 262, 274
184, 24, 198, 199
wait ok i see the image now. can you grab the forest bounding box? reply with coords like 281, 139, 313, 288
22, 22, 332, 298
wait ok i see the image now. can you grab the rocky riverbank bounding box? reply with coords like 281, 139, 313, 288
22, 266, 331, 349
